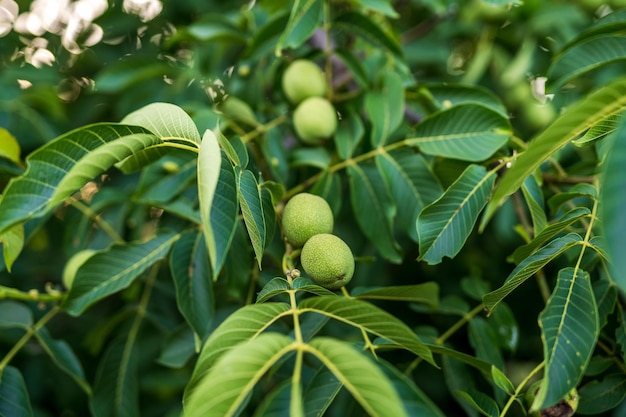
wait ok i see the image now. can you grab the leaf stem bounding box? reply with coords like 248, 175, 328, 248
0, 285, 64, 302
240, 114, 289, 144
67, 197, 125, 244
0, 305, 61, 378
499, 361, 544, 417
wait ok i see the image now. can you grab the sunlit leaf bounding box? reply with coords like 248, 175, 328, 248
184, 333, 294, 417
482, 75, 626, 229
238, 170, 266, 268
170, 230, 214, 340
0, 128, 20, 165
0, 366, 34, 417
63, 231, 180, 316
307, 337, 408, 417
122, 102, 201, 145
0, 124, 158, 236
405, 104, 510, 162
417, 164, 496, 265
348, 163, 402, 263
0, 224, 23, 272
484, 233, 583, 312
298, 296, 435, 365
532, 268, 599, 410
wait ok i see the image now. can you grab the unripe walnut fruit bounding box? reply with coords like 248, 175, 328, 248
282, 59, 327, 104
301, 234, 354, 290
282, 193, 333, 248
63, 249, 96, 289
293, 97, 337, 144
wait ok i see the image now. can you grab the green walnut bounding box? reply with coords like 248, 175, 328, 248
300, 233, 354, 290
62, 249, 96, 289
281, 59, 327, 104
282, 193, 333, 247
293, 97, 337, 144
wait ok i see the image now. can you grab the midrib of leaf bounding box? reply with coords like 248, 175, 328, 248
378, 149, 424, 208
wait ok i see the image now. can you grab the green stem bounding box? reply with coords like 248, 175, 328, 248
0, 306, 61, 377
67, 197, 125, 244
0, 286, 64, 302
499, 362, 544, 417
240, 114, 289, 144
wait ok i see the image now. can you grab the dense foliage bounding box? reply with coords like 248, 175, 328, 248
1, 0, 626, 416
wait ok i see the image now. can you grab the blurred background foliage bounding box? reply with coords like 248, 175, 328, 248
1, 0, 625, 416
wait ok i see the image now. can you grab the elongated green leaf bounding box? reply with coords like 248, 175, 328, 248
417, 164, 496, 265
360, 0, 398, 17
0, 128, 20, 164
122, 102, 201, 145
186, 302, 291, 397
532, 267, 599, 410
521, 175, 547, 237
406, 104, 510, 162
63, 231, 179, 316
376, 149, 443, 242
0, 124, 158, 235
303, 366, 342, 417
366, 72, 404, 148
184, 333, 294, 417
34, 327, 91, 395
455, 389, 499, 417
482, 75, 626, 229
252, 381, 294, 417
511, 207, 590, 263
0, 224, 23, 272
348, 164, 402, 263
256, 277, 290, 303
298, 296, 435, 365
484, 233, 582, 312
574, 112, 622, 146
0, 366, 33, 417
239, 170, 266, 268
0, 301, 32, 328
334, 105, 365, 159
307, 337, 408, 417
275, 0, 322, 54
292, 277, 337, 297
491, 366, 515, 395
577, 374, 626, 414
91, 336, 140, 417
353, 283, 439, 308
548, 35, 626, 89
593, 278, 617, 330
380, 360, 446, 417
547, 183, 597, 213
468, 318, 504, 371
420, 83, 509, 118
428, 344, 493, 376
600, 121, 626, 294
261, 188, 276, 249
333, 12, 403, 57
170, 230, 214, 340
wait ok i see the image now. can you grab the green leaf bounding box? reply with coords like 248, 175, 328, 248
34, 327, 91, 395
186, 302, 291, 397
359, 0, 399, 18
252, 381, 295, 417
421, 83, 509, 118
548, 35, 626, 89
577, 374, 626, 415
417, 164, 496, 265
0, 366, 34, 417
184, 333, 294, 417
484, 233, 582, 312
298, 296, 435, 365
90, 336, 140, 417
121, 102, 201, 145
0, 124, 158, 236
334, 106, 365, 160
333, 12, 403, 57
256, 277, 290, 303
406, 104, 510, 162
94, 58, 178, 93
238, 169, 266, 269
303, 366, 342, 417
482, 75, 626, 229
307, 337, 408, 417
573, 112, 622, 146
376, 149, 443, 242
593, 278, 617, 330
348, 164, 402, 263
490, 366, 515, 395
292, 277, 337, 297
600, 121, 626, 294
366, 71, 404, 148
353, 283, 439, 309
532, 267, 599, 410
0, 224, 23, 272
0, 301, 32, 328
547, 183, 597, 213
521, 175, 547, 237
455, 389, 499, 417
290, 147, 332, 170
275, 0, 322, 54
0, 128, 21, 165
170, 230, 214, 340
63, 231, 180, 316
429, 344, 493, 376
468, 317, 504, 372
510, 207, 591, 264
